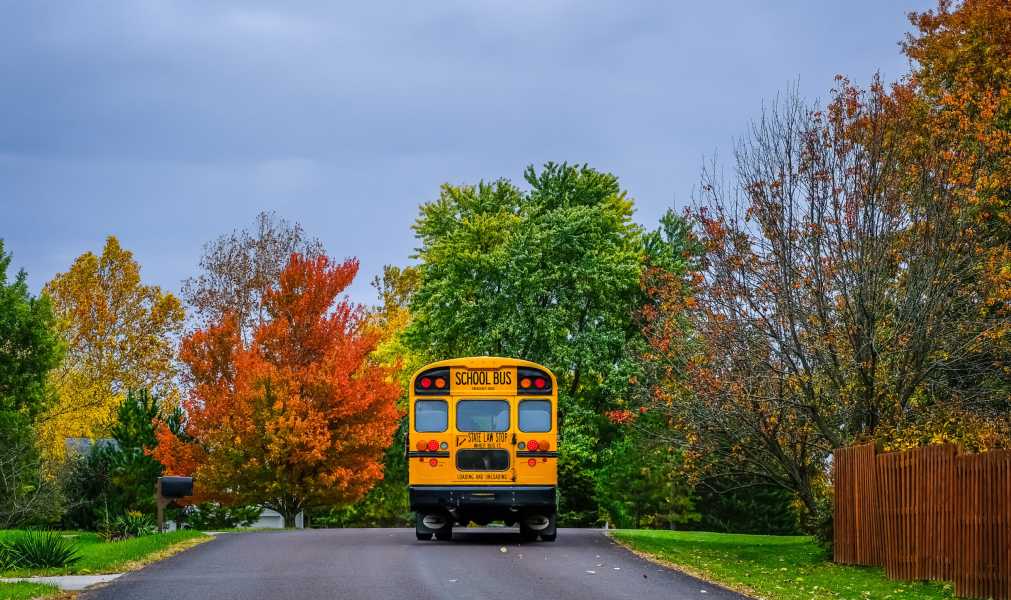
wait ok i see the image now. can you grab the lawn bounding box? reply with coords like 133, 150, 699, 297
0, 582, 60, 600
0, 530, 208, 578
610, 530, 958, 600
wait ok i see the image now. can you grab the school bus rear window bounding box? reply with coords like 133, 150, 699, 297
519, 400, 551, 432
456, 400, 509, 432
415, 400, 447, 432
456, 449, 510, 471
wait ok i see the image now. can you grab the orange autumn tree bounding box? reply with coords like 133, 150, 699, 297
154, 254, 401, 526
904, 0, 1011, 334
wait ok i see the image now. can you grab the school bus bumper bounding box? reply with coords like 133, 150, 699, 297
409, 485, 556, 514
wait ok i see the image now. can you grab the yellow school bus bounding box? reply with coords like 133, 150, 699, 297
408, 357, 558, 542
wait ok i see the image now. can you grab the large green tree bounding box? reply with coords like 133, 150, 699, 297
0, 240, 64, 526
406, 163, 645, 524
0, 240, 63, 421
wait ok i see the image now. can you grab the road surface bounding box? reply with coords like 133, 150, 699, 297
82, 528, 749, 600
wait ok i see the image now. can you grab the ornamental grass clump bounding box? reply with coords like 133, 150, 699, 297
99, 511, 157, 541
0, 530, 81, 568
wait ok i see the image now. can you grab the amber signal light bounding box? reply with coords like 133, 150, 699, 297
419, 376, 447, 390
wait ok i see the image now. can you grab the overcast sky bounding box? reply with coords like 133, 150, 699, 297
1, 0, 933, 306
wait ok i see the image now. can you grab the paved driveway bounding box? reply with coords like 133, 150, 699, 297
82, 528, 749, 600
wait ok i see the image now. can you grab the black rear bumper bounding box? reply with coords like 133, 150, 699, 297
409, 485, 556, 514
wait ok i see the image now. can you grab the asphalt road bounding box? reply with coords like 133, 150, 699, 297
81, 528, 749, 600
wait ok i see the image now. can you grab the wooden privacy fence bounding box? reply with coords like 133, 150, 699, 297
834, 443, 1010, 600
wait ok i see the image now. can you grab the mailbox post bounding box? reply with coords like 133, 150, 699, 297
156, 476, 194, 533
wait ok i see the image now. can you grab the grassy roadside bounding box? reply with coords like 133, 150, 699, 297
0, 530, 209, 578
610, 530, 957, 600
0, 582, 61, 600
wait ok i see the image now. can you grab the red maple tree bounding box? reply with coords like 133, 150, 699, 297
154, 254, 401, 526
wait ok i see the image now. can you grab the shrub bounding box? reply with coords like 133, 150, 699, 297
0, 531, 81, 568
183, 503, 261, 530
100, 511, 156, 541
61, 390, 173, 531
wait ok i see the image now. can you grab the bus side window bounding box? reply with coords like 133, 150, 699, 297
519, 400, 551, 433
415, 400, 448, 432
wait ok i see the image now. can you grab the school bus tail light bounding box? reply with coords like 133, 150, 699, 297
517, 367, 552, 395
429, 458, 438, 467
415, 368, 450, 395
416, 440, 427, 451
527, 440, 539, 451
539, 440, 549, 451
427, 440, 439, 452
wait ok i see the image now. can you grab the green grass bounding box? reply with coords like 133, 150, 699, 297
0, 582, 60, 600
611, 530, 958, 600
0, 530, 208, 577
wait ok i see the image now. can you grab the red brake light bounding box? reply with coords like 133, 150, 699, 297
416, 440, 427, 451
429, 458, 438, 467
534, 377, 546, 389
420, 377, 432, 389
527, 440, 539, 451
427, 440, 439, 452
528, 458, 537, 467
539, 440, 550, 451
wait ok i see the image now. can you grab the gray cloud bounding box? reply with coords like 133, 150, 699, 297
1, 0, 932, 304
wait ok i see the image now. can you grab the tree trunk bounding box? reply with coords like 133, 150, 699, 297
283, 509, 299, 529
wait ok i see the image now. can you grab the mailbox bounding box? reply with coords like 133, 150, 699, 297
156, 476, 194, 532
158, 476, 194, 499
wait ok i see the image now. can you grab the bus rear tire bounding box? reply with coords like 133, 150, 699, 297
539, 514, 557, 541
415, 513, 437, 540
434, 527, 452, 541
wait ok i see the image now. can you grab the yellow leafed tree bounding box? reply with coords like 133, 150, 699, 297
369, 264, 423, 399
39, 236, 184, 458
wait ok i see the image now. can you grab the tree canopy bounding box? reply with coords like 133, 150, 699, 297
406, 162, 652, 523
182, 211, 325, 340
39, 236, 184, 458
0, 240, 64, 527
0, 240, 63, 422
154, 254, 401, 526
